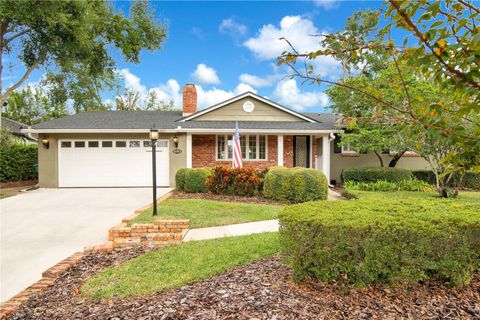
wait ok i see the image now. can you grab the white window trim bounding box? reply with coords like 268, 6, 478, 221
215, 134, 268, 161
341, 143, 358, 154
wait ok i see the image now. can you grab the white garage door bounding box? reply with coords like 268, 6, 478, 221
58, 139, 170, 187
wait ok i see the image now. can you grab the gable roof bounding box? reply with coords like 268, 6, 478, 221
1, 117, 38, 140
180, 91, 317, 123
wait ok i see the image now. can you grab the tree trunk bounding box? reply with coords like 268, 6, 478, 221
374, 151, 384, 167
388, 151, 405, 167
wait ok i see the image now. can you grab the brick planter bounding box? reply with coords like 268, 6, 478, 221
108, 219, 190, 249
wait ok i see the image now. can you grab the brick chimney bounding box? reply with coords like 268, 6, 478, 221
182, 84, 197, 116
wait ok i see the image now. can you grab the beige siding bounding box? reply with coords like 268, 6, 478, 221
315, 138, 430, 183
37, 133, 186, 188
194, 97, 304, 121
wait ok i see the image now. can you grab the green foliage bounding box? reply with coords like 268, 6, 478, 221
4, 86, 69, 125
0, 0, 167, 109
175, 168, 188, 191
0, 128, 14, 147
279, 194, 480, 287
129, 199, 281, 228
183, 168, 212, 193
206, 166, 265, 196
344, 179, 433, 192
413, 170, 480, 190
341, 167, 412, 183
0, 144, 38, 181
264, 167, 328, 203
82, 232, 280, 298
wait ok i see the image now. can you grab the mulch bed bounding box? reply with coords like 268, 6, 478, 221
0, 180, 37, 189
6, 249, 480, 320
170, 191, 286, 205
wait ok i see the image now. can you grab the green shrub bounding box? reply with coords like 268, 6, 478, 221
0, 144, 38, 182
341, 167, 412, 183
412, 170, 480, 190
184, 168, 211, 193
175, 168, 188, 191
206, 166, 264, 196
279, 198, 480, 287
264, 167, 328, 203
344, 179, 433, 192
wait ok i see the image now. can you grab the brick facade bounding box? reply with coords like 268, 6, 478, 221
283, 135, 293, 167
193, 134, 292, 169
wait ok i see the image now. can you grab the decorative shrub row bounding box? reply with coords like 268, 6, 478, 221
175, 168, 211, 193
343, 179, 433, 192
0, 144, 38, 182
205, 166, 267, 196
341, 167, 412, 183
412, 170, 480, 190
279, 198, 480, 287
263, 167, 328, 203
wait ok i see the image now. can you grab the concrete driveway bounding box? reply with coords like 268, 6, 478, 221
0, 187, 171, 302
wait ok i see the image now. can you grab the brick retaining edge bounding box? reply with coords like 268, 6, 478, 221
0, 189, 189, 319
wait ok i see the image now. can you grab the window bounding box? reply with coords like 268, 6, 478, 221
341, 143, 357, 154
74, 141, 85, 148
157, 141, 168, 148
116, 141, 127, 148
216, 135, 267, 160
102, 141, 113, 148
129, 141, 140, 148
61, 141, 71, 148
88, 141, 99, 148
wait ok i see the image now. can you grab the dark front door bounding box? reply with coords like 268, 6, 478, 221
293, 136, 310, 167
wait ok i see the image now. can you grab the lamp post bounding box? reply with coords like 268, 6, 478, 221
149, 128, 159, 216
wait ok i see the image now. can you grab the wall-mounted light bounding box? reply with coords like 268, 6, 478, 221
42, 138, 49, 149
172, 135, 182, 154
173, 135, 179, 149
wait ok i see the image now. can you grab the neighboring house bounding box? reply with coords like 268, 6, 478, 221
23, 84, 429, 188
1, 117, 38, 144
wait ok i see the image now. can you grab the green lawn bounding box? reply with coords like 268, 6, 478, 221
128, 199, 282, 228
353, 190, 480, 202
82, 232, 280, 298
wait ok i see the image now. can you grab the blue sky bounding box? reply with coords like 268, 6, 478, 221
6, 0, 388, 113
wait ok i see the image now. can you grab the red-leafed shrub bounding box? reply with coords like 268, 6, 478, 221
206, 166, 267, 196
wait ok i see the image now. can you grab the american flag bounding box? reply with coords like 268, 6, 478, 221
232, 121, 243, 168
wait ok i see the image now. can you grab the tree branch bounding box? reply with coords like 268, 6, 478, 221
2, 59, 42, 103
3, 28, 30, 45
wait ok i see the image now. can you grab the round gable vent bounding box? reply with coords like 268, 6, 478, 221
242, 101, 255, 113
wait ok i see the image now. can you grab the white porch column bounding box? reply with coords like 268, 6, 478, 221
322, 134, 330, 183
186, 133, 192, 168
277, 135, 284, 166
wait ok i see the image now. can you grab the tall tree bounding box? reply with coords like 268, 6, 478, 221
3, 85, 68, 125
0, 0, 167, 109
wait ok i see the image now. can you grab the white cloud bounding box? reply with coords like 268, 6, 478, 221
238, 73, 282, 88
272, 78, 329, 111
313, 0, 339, 10
118, 68, 146, 93
219, 18, 247, 36
191, 63, 221, 85
244, 15, 340, 77
196, 83, 256, 109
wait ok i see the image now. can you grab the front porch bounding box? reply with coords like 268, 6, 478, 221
184, 133, 333, 183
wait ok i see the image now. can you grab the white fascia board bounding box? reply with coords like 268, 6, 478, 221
22, 128, 177, 134
180, 92, 316, 123
176, 128, 344, 134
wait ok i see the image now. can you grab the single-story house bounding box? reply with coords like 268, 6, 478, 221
2, 117, 38, 144
23, 84, 429, 188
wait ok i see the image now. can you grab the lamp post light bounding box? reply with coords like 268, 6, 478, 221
149, 128, 159, 216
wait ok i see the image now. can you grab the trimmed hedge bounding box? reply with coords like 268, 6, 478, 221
175, 168, 188, 191
183, 168, 212, 193
0, 144, 38, 182
341, 167, 412, 183
264, 167, 328, 203
206, 166, 266, 196
412, 170, 480, 190
279, 198, 480, 287
344, 179, 433, 192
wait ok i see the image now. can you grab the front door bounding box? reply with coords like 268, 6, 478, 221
293, 136, 310, 167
